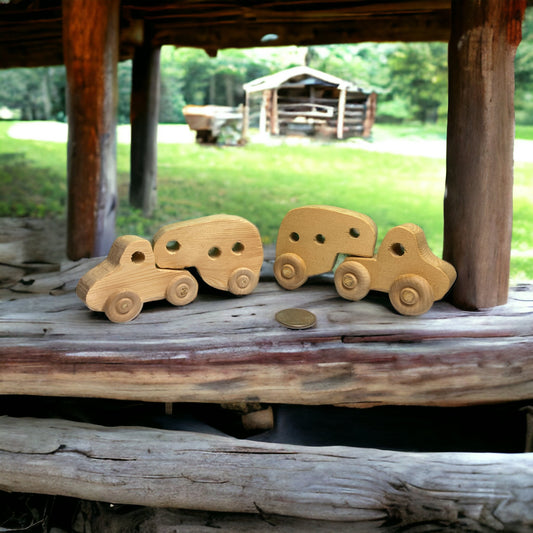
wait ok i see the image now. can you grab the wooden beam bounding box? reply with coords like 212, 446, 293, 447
337, 87, 347, 139
1, 262, 532, 407
130, 40, 161, 218
62, 0, 120, 259
0, 416, 532, 528
443, 0, 526, 310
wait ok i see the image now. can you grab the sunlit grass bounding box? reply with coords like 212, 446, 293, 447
0, 120, 531, 281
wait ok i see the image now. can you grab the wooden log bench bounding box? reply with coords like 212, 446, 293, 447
1, 247, 532, 530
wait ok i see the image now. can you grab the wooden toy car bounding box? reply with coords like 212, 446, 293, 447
76, 235, 198, 323
334, 223, 457, 315
152, 214, 263, 295
77, 214, 264, 322
274, 206, 456, 316
274, 205, 378, 290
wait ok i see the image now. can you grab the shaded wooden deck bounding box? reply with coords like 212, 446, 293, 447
1, 257, 531, 407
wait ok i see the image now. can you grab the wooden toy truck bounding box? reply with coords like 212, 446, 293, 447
274, 206, 456, 316
77, 215, 263, 322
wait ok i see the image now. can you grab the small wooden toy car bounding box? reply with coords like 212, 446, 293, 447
274, 206, 456, 316
76, 235, 198, 323
335, 223, 457, 315
274, 205, 378, 290
77, 214, 263, 322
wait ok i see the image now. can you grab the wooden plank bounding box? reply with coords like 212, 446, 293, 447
62, 0, 120, 259
0, 259, 532, 406
444, 0, 526, 310
0, 416, 532, 529
130, 40, 161, 218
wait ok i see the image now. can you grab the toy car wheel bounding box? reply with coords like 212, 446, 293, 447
228, 267, 258, 296
389, 274, 434, 316
104, 289, 143, 323
166, 271, 198, 306
274, 253, 307, 290
334, 260, 371, 301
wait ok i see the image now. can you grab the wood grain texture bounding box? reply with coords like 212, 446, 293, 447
130, 40, 161, 217
0, 416, 532, 529
62, 0, 120, 260
444, 0, 526, 310
0, 259, 531, 407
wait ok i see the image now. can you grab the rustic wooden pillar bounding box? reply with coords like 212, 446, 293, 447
337, 86, 347, 140
241, 90, 250, 142
271, 89, 279, 135
63, 0, 120, 259
130, 40, 161, 217
444, 0, 525, 310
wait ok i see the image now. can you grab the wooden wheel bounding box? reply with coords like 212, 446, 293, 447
166, 272, 198, 306
274, 253, 307, 290
389, 274, 434, 316
228, 267, 258, 295
104, 289, 143, 323
334, 260, 371, 301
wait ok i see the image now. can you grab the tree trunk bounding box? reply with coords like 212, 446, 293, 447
0, 417, 531, 529
130, 41, 161, 217
62, 0, 120, 259
444, 0, 526, 309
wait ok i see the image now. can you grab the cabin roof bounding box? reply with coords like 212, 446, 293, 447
243, 66, 369, 94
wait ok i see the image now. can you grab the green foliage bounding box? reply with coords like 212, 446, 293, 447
1, 120, 531, 281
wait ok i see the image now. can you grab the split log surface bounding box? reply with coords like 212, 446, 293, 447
0, 416, 532, 530
444, 0, 526, 310
62, 0, 120, 260
0, 259, 532, 407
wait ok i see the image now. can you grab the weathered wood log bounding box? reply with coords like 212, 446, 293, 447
0, 416, 531, 530
444, 0, 526, 310
0, 258, 532, 406
62, 0, 120, 260
130, 38, 161, 217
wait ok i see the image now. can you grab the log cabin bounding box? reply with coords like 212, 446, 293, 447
1, 1, 533, 530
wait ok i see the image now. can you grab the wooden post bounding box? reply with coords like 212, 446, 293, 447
443, 0, 526, 309
271, 89, 279, 135
130, 40, 161, 217
337, 86, 347, 140
241, 90, 250, 142
62, 0, 120, 259
259, 90, 269, 135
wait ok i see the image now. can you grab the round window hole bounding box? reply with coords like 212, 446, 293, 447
166, 240, 180, 253
349, 228, 360, 238
289, 232, 300, 242
131, 251, 145, 264
232, 242, 245, 254
208, 246, 222, 259
390, 242, 406, 256
315, 234, 326, 244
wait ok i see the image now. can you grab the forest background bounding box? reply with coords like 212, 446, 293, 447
0, 8, 532, 127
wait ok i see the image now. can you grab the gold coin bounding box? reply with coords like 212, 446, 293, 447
275, 308, 316, 330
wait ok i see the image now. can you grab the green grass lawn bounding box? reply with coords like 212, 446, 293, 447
1, 120, 532, 282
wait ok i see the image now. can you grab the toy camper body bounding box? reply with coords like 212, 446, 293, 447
274, 205, 377, 290
76, 235, 198, 322
335, 223, 457, 315
153, 214, 263, 295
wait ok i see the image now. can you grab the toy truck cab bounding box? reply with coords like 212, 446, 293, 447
76, 235, 198, 323
152, 214, 263, 296
274, 205, 377, 290
334, 223, 457, 315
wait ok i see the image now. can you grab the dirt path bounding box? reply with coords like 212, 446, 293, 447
7, 121, 533, 162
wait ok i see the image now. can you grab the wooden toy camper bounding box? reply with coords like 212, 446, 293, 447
77, 214, 263, 322
274, 206, 456, 315
274, 205, 377, 289
153, 214, 263, 295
